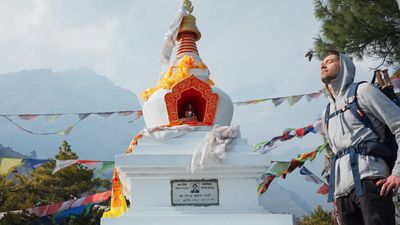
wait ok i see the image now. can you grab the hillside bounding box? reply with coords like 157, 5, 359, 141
0, 68, 143, 160
0, 144, 27, 158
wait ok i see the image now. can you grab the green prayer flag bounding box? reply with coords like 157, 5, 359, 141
98, 161, 115, 175
269, 161, 291, 177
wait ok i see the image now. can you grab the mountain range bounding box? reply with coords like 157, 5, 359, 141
0, 68, 143, 160
0, 144, 27, 158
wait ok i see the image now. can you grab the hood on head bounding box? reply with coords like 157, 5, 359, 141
330, 54, 355, 97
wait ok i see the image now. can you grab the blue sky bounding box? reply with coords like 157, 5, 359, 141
0, 0, 397, 211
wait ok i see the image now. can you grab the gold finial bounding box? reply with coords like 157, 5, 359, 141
182, 0, 194, 13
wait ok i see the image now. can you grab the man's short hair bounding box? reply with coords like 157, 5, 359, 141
325, 50, 340, 59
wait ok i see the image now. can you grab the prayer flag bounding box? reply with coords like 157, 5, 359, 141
14, 159, 49, 174
135, 110, 143, 117
295, 143, 327, 162
317, 184, 329, 195
257, 173, 275, 195
52, 205, 90, 224
306, 92, 322, 102
44, 114, 61, 123
58, 126, 73, 136
299, 166, 324, 185
23, 159, 49, 169
254, 121, 322, 154
97, 161, 115, 175
296, 151, 318, 162
235, 99, 269, 106
269, 162, 291, 177
287, 95, 303, 106
96, 112, 114, 118
118, 111, 134, 116
17, 191, 112, 218
254, 140, 277, 154
295, 125, 314, 137
18, 114, 39, 120
52, 160, 77, 174
285, 159, 305, 175
0, 158, 23, 175
102, 168, 127, 218
312, 119, 323, 134
272, 97, 285, 107
78, 113, 90, 120
76, 160, 100, 166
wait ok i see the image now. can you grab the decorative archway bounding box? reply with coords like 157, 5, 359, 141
165, 75, 219, 126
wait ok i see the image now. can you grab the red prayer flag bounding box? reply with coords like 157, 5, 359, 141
76, 160, 101, 166
18, 114, 39, 120
258, 175, 275, 195
285, 159, 305, 175
317, 184, 329, 195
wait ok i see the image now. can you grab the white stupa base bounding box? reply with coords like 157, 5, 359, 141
101, 129, 293, 225
101, 207, 293, 225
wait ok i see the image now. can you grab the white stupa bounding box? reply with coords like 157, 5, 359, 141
101, 1, 293, 224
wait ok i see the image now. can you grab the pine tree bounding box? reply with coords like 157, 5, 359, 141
299, 205, 333, 225
313, 0, 400, 69
0, 140, 111, 225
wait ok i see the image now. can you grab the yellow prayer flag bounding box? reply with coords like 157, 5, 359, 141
0, 158, 23, 175
102, 193, 128, 218
58, 126, 73, 136
102, 168, 128, 218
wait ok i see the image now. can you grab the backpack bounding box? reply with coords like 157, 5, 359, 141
324, 70, 400, 172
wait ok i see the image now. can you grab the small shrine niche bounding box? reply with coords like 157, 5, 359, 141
177, 89, 206, 122
165, 75, 219, 126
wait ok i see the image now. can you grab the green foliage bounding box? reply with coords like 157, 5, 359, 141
55, 140, 79, 160
313, 0, 400, 69
299, 205, 333, 225
0, 140, 111, 225
0, 210, 38, 225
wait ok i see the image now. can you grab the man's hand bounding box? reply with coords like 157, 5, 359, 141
376, 175, 400, 196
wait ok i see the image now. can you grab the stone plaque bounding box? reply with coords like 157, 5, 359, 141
171, 179, 219, 206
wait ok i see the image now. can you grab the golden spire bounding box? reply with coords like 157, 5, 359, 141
176, 0, 201, 55
182, 0, 194, 13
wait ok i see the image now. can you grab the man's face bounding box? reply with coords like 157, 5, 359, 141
320, 54, 340, 84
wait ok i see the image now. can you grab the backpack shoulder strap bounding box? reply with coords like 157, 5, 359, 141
324, 103, 331, 129
347, 82, 379, 136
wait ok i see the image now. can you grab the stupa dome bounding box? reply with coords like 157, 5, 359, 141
141, 3, 233, 128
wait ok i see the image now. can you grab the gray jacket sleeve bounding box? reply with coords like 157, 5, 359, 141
357, 83, 400, 177
319, 110, 334, 181
321, 135, 334, 181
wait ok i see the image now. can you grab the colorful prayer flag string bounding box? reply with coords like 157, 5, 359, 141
299, 166, 329, 195
0, 190, 111, 219
52, 159, 100, 174
254, 119, 323, 154
234, 77, 399, 107
234, 89, 325, 107
0, 110, 142, 118
0, 110, 142, 136
0, 157, 115, 177
257, 143, 328, 195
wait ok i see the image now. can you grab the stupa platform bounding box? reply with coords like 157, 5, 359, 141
101, 128, 293, 225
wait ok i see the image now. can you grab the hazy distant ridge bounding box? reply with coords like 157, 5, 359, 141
0, 68, 143, 160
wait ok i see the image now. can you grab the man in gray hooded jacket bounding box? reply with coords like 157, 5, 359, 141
320, 51, 400, 225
